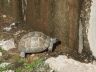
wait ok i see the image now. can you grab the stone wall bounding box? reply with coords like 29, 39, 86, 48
26, 0, 80, 54
78, 0, 93, 59
0, 0, 80, 56
88, 0, 96, 58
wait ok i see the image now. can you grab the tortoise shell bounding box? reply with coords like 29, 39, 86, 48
18, 31, 51, 53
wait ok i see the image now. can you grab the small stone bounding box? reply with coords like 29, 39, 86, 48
10, 23, 15, 26
14, 30, 25, 36
0, 62, 10, 68
0, 39, 16, 51
0, 52, 2, 56
2, 70, 14, 72
2, 15, 7, 18
3, 27, 12, 31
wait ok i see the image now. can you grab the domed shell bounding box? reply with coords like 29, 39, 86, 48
18, 32, 51, 53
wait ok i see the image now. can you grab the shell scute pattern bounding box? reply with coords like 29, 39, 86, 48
18, 32, 50, 53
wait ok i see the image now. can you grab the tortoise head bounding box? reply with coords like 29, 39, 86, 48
50, 38, 58, 44
48, 38, 58, 52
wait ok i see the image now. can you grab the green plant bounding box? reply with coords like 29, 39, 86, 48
0, 67, 6, 72
15, 67, 22, 72
15, 58, 44, 72
25, 59, 43, 69
0, 57, 44, 72
0, 65, 10, 72
0, 47, 5, 52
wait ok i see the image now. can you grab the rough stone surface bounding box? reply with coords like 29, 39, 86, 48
2, 70, 14, 72
45, 55, 96, 72
0, 52, 2, 56
0, 38, 16, 51
78, 0, 92, 58
88, 0, 96, 58
18, 32, 52, 53
0, 62, 10, 68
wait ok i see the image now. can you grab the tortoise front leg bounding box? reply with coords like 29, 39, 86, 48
48, 43, 53, 52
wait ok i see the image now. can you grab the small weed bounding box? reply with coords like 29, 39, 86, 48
0, 55, 44, 72
0, 64, 10, 72
24, 58, 44, 71
15, 67, 22, 72
0, 47, 4, 52
0, 67, 6, 72
15, 58, 44, 72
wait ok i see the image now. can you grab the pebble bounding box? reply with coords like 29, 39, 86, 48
0, 52, 2, 56
2, 70, 14, 72
0, 62, 10, 68
0, 39, 16, 51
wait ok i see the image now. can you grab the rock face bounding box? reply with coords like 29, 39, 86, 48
0, 38, 16, 51
78, 0, 93, 58
45, 55, 96, 72
88, 0, 96, 58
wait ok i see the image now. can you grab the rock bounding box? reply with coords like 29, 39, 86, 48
0, 62, 10, 68
45, 55, 96, 72
13, 30, 26, 36
3, 22, 16, 32
45, 55, 67, 72
3, 26, 12, 32
2, 15, 7, 18
0, 52, 2, 56
0, 39, 16, 51
32, 62, 53, 72
88, 0, 96, 58
2, 70, 14, 72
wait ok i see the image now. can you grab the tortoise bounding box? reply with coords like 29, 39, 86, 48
18, 31, 58, 57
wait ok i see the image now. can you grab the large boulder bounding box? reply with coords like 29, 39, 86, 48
45, 55, 96, 72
